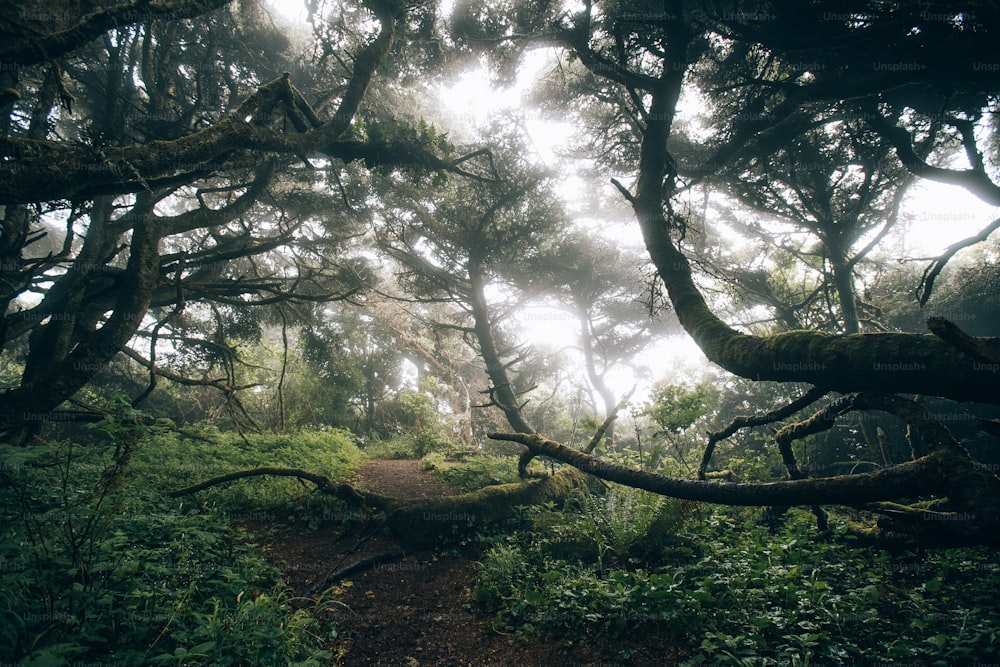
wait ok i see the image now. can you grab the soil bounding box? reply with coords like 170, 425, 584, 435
249, 459, 686, 667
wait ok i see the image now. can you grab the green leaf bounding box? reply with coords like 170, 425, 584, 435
188, 641, 217, 655
523, 590, 543, 605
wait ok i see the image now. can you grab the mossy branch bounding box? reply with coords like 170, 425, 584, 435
167, 466, 390, 506
169, 465, 600, 547
490, 431, 953, 506
700, 386, 829, 479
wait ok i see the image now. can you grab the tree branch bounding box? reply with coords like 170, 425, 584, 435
927, 316, 1000, 364
699, 386, 829, 479
0, 0, 233, 67
167, 466, 388, 505
917, 216, 1000, 306
488, 431, 953, 506
584, 387, 635, 454
863, 104, 1000, 207
0, 74, 494, 205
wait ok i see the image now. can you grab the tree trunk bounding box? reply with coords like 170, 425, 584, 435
578, 309, 618, 446
468, 259, 534, 435
0, 201, 162, 443
828, 248, 860, 334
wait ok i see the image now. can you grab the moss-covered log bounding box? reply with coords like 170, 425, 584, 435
491, 432, 955, 505
170, 466, 600, 548
380, 469, 599, 548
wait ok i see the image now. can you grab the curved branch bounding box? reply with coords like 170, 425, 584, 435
772, 393, 861, 453
0, 0, 232, 67
699, 386, 829, 479
167, 466, 388, 505
917, 216, 1000, 306
624, 49, 1000, 405
864, 104, 1000, 206
325, 0, 399, 138
133, 253, 187, 407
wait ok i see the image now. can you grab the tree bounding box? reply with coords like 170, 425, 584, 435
374, 145, 564, 459
535, 230, 672, 446
713, 121, 914, 334
4, 0, 1000, 546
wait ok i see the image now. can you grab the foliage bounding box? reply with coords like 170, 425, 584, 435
474, 491, 697, 639
475, 506, 1000, 664
358, 435, 423, 460
641, 382, 712, 436
0, 412, 346, 665
360, 427, 457, 460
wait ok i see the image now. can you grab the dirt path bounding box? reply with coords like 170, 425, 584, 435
252, 459, 682, 666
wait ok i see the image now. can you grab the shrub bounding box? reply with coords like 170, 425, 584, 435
360, 426, 457, 460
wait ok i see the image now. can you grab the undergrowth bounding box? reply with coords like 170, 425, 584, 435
0, 405, 360, 665
474, 490, 1000, 665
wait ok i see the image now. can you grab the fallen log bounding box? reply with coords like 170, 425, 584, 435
170, 465, 601, 548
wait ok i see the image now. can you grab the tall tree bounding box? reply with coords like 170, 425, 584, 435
374, 146, 566, 468
714, 120, 914, 333
535, 231, 671, 445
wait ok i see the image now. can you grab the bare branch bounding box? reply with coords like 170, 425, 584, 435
584, 387, 635, 454
917, 216, 1000, 306
699, 386, 830, 479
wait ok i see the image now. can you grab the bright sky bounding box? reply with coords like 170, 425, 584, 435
899, 181, 999, 257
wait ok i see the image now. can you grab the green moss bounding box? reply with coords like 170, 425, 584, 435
385, 468, 597, 547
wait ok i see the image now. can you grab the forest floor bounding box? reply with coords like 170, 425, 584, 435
249, 459, 685, 667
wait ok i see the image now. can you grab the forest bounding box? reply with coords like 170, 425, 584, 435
2, 0, 1000, 664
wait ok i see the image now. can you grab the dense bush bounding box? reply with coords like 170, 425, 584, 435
360, 426, 458, 460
